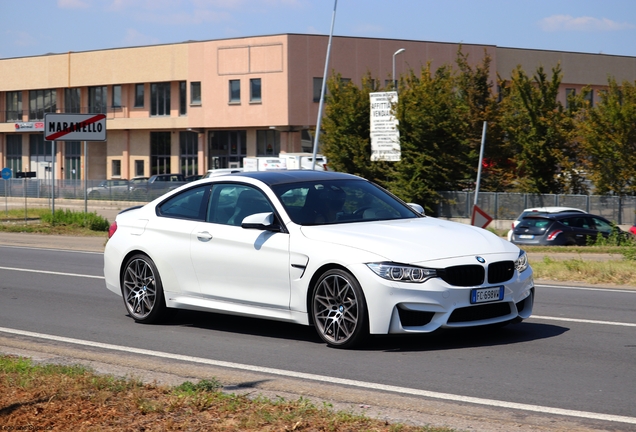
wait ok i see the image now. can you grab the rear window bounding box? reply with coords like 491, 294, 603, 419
518, 217, 552, 229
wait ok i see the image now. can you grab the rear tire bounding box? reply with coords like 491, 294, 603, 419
311, 269, 368, 349
121, 254, 168, 324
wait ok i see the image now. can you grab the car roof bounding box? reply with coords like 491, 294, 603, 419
230, 170, 359, 186
521, 206, 585, 213
521, 212, 607, 221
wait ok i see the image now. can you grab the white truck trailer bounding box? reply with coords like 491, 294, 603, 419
242, 157, 287, 172
278, 153, 329, 171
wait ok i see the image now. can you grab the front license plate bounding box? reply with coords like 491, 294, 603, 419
471, 286, 504, 304
519, 234, 534, 239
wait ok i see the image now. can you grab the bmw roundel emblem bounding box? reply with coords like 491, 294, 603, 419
475, 256, 486, 263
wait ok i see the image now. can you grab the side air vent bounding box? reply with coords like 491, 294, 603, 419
397, 306, 435, 327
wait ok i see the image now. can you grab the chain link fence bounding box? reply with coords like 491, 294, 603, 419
0, 179, 186, 203
2, 180, 635, 225
437, 191, 636, 225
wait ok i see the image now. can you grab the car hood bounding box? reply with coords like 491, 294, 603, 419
300, 217, 518, 264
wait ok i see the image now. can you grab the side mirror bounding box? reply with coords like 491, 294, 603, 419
408, 203, 425, 215
241, 212, 282, 232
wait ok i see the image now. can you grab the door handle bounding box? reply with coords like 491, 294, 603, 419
196, 231, 213, 241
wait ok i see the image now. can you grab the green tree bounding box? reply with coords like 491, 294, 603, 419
320, 72, 390, 184
500, 64, 582, 193
390, 63, 471, 212
579, 78, 636, 195
455, 49, 516, 191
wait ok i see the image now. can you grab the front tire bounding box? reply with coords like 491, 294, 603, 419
121, 254, 168, 324
312, 269, 368, 349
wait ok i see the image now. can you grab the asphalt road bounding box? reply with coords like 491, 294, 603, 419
0, 243, 635, 431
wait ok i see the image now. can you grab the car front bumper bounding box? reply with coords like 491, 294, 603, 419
350, 262, 534, 335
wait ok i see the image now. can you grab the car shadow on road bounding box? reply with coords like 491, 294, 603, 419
159, 309, 322, 344
368, 322, 569, 352
157, 310, 568, 352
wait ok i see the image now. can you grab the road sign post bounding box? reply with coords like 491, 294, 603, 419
44, 113, 107, 216
471, 204, 493, 229
1, 167, 11, 217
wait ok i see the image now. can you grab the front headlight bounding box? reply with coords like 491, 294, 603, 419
366, 262, 438, 283
515, 250, 529, 273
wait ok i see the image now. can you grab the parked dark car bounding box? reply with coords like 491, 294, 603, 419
185, 174, 203, 182
511, 212, 629, 246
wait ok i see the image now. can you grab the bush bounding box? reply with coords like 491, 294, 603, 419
41, 209, 110, 232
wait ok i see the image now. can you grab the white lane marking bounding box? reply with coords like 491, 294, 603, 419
536, 284, 636, 294
531, 315, 636, 327
0, 266, 104, 280
0, 327, 634, 426
0, 245, 102, 255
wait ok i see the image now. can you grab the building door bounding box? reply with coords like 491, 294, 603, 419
151, 132, 171, 175
207, 130, 246, 169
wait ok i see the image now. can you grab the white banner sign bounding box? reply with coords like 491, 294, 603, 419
369, 91, 400, 161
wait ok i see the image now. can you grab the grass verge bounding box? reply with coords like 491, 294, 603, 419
0, 355, 453, 431
530, 256, 636, 285
0, 208, 109, 236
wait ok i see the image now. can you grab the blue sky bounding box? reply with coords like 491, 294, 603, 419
2, 0, 636, 59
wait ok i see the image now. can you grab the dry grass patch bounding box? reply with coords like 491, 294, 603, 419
531, 256, 636, 285
0, 355, 454, 432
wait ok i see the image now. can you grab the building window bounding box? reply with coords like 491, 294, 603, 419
6, 135, 22, 175
179, 131, 198, 176
88, 86, 107, 114
135, 84, 145, 108
256, 130, 280, 156
151, 83, 171, 116
150, 131, 171, 175
191, 82, 201, 105
250, 78, 262, 103
313, 78, 326, 102
112, 159, 121, 177
6, 91, 22, 122
112, 85, 122, 109
584, 89, 594, 107
229, 80, 240, 103
64, 88, 81, 114
29, 89, 57, 120
65, 141, 81, 180
179, 81, 187, 116
135, 160, 144, 177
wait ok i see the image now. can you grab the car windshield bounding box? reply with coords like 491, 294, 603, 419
272, 179, 419, 225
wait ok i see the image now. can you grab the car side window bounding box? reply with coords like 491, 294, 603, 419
563, 217, 589, 229
207, 184, 273, 226
590, 217, 613, 233
156, 185, 209, 221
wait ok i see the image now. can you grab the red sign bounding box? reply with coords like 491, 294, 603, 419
471, 205, 493, 229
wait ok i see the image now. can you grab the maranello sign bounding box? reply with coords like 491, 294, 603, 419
44, 113, 106, 141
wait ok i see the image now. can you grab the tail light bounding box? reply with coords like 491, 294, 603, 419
546, 230, 562, 241
108, 221, 118, 239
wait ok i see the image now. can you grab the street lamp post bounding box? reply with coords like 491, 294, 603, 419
392, 48, 406, 90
